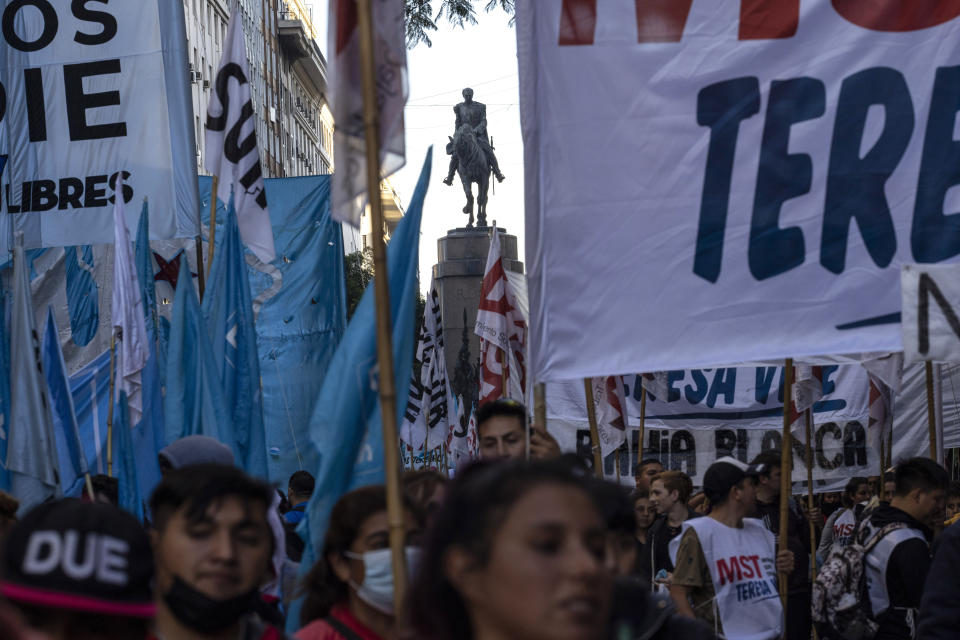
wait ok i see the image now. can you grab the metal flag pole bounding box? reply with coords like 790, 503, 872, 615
638, 376, 647, 477
583, 378, 604, 479
778, 359, 794, 620
356, 0, 407, 615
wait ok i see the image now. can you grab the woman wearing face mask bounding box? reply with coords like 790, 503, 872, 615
295, 486, 422, 640
406, 460, 612, 640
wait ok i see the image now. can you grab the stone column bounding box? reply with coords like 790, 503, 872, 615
433, 226, 523, 405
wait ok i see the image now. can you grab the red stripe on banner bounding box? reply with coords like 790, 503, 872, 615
335, 0, 358, 54
559, 0, 597, 45
831, 0, 960, 32
635, 0, 694, 43
739, 0, 799, 40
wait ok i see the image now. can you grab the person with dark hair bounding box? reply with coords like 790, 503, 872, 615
641, 470, 697, 590
632, 489, 655, 546
857, 457, 949, 640
750, 450, 815, 640
406, 460, 611, 640
593, 481, 640, 578
85, 474, 119, 506
295, 485, 423, 640
285, 471, 316, 525
402, 468, 449, 526
669, 457, 793, 639
634, 458, 663, 492
0, 490, 19, 542
818, 476, 871, 560
819, 491, 841, 520
476, 398, 560, 461
0, 499, 155, 640
149, 463, 286, 640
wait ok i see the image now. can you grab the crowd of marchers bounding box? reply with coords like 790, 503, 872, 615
0, 400, 958, 640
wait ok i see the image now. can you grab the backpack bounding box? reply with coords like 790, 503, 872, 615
811, 521, 908, 640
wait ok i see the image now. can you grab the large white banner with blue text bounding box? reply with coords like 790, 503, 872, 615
519, 1, 960, 380
0, 0, 199, 253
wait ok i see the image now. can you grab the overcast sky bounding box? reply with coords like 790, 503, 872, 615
306, 2, 524, 292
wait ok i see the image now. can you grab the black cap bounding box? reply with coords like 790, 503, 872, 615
0, 499, 154, 618
702, 456, 766, 502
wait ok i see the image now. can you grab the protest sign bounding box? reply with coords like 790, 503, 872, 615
547, 364, 937, 488
901, 263, 960, 365
518, 1, 960, 380
0, 1, 199, 253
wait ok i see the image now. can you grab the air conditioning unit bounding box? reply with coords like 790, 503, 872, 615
203, 79, 210, 89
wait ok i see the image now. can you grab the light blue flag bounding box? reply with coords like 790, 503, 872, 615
198, 174, 347, 485
132, 201, 164, 500
287, 149, 431, 633
42, 308, 89, 497
7, 236, 61, 512
202, 201, 268, 478
69, 349, 111, 476
0, 293, 10, 491
114, 390, 143, 520
165, 261, 235, 453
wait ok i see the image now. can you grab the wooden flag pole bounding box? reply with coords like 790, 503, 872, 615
583, 378, 604, 479
84, 473, 95, 500
778, 359, 794, 616
105, 330, 118, 477
356, 0, 407, 615
879, 437, 887, 503
501, 353, 509, 399
205, 175, 219, 285
194, 235, 206, 299
925, 361, 938, 460
805, 408, 818, 587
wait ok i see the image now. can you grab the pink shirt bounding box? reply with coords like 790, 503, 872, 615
295, 604, 384, 640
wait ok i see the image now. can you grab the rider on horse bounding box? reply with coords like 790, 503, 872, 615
443, 88, 506, 186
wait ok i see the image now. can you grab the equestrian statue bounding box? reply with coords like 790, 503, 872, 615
443, 88, 505, 227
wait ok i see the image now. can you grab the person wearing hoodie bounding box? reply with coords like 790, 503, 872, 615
858, 457, 948, 640
918, 516, 960, 639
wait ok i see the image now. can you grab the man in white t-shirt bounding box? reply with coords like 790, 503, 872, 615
669, 457, 794, 640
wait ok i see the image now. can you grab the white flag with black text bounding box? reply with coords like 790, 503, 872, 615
206, 5, 275, 263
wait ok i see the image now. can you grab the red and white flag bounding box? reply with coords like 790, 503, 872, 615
475, 229, 527, 405
328, 0, 407, 227
591, 375, 628, 457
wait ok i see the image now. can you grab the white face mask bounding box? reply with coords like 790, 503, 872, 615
344, 546, 421, 614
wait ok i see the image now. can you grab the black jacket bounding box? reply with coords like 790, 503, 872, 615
637, 507, 699, 583
861, 503, 933, 640
608, 578, 717, 640
918, 521, 960, 640
755, 495, 811, 594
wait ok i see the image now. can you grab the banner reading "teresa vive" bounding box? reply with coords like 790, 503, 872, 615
0, 0, 199, 253
520, 1, 960, 380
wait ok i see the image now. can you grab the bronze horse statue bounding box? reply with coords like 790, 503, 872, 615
450, 124, 490, 227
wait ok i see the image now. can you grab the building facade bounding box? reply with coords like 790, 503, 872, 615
183, 0, 333, 179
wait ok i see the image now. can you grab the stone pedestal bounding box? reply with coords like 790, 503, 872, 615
433, 227, 523, 401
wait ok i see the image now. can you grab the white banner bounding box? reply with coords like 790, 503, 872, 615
519, 1, 960, 381
547, 364, 940, 487
901, 263, 960, 365
0, 1, 199, 253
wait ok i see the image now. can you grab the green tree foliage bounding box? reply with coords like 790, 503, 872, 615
405, 0, 515, 48
344, 248, 374, 320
